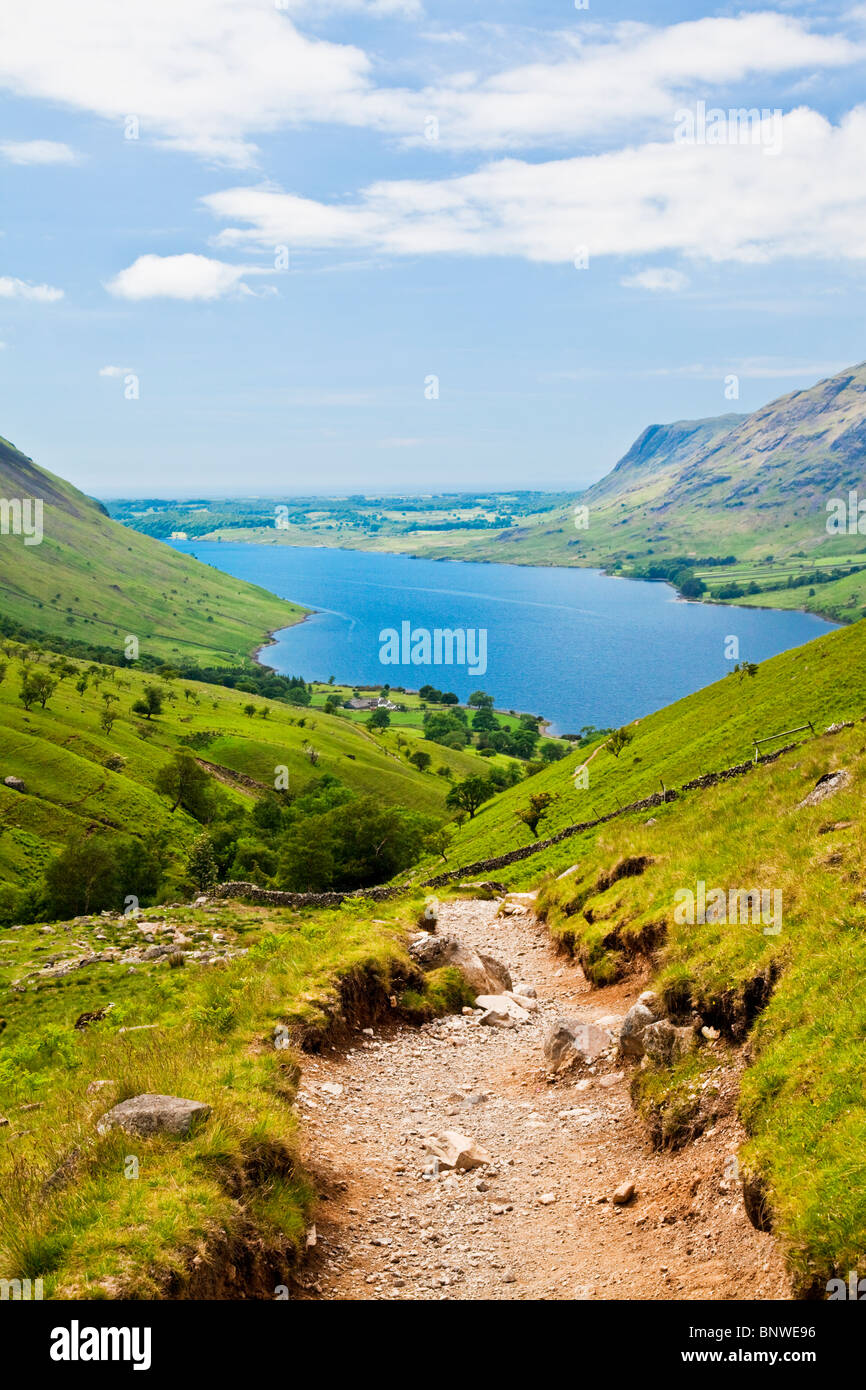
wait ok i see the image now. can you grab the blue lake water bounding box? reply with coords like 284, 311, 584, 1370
171, 541, 837, 735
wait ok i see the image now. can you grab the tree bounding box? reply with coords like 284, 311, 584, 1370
368, 706, 390, 729
471, 705, 498, 732
244, 703, 256, 719
277, 795, 435, 891
445, 775, 495, 820
100, 706, 118, 734
409, 750, 432, 772
607, 726, 634, 758
515, 791, 556, 838
186, 834, 218, 892
539, 740, 566, 763
0, 661, 7, 685
424, 824, 454, 862
468, 690, 495, 709
154, 752, 214, 818
43, 832, 166, 917
132, 684, 163, 720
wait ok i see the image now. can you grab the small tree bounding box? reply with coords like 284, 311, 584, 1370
155, 751, 213, 817
368, 706, 390, 730
409, 750, 432, 772
18, 675, 37, 711
132, 685, 163, 720
515, 791, 556, 839
424, 824, 454, 862
445, 775, 495, 820
100, 706, 118, 734
607, 726, 634, 758
187, 834, 218, 892
244, 703, 256, 719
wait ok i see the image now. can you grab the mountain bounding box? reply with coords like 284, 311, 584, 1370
576, 361, 866, 557
584, 414, 740, 503
0, 434, 300, 666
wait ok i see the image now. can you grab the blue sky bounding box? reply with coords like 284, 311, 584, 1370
0, 0, 865, 497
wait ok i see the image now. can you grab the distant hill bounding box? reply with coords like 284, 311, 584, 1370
0, 434, 301, 666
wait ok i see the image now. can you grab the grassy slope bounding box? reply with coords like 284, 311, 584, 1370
0, 653, 511, 893
407, 617, 866, 882
0, 435, 302, 666
531, 722, 866, 1292
0, 895, 440, 1297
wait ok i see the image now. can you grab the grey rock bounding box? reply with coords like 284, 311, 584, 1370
642, 1019, 696, 1066
796, 768, 851, 809
619, 1002, 656, 1058
544, 1017, 612, 1072
3, 776, 26, 793
97, 1093, 212, 1139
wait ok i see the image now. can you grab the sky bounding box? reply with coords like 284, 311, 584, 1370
0, 0, 865, 498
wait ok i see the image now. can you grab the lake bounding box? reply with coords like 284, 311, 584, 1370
170, 541, 837, 735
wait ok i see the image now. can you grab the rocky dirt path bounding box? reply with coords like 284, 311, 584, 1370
296, 897, 790, 1301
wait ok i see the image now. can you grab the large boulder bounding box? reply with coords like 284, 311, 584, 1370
544, 1017, 613, 1072
3, 776, 26, 793
96, 1093, 211, 1139
423, 1130, 491, 1170
409, 935, 512, 994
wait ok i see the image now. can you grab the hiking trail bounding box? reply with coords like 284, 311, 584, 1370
295, 896, 789, 1301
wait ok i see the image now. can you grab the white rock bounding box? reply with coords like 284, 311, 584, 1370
423, 1130, 492, 1171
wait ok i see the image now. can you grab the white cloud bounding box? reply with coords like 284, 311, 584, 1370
281, 0, 422, 16
98, 364, 135, 377
0, 0, 374, 165
621, 268, 689, 292
0, 275, 63, 301
0, 5, 858, 161
105, 253, 273, 301
0, 138, 79, 164
203, 106, 866, 268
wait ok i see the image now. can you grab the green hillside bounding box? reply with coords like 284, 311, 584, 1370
0, 641, 524, 909
0, 435, 302, 666
406, 616, 866, 882
530, 722, 866, 1294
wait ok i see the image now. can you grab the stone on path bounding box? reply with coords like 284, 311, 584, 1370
613, 1181, 636, 1206
423, 1130, 492, 1170
544, 1017, 613, 1071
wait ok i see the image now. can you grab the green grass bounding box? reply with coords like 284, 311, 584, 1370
530, 721, 866, 1292
0, 895, 434, 1297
